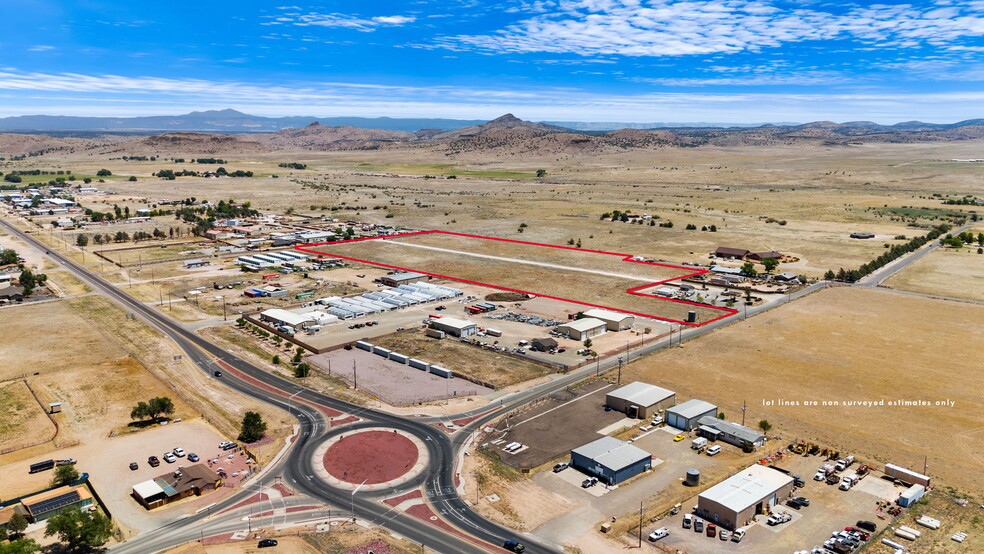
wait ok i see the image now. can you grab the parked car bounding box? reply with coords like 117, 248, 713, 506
694, 518, 704, 533
731, 528, 745, 542
552, 462, 569, 473
673, 434, 685, 442
172, 447, 185, 457
648, 527, 669, 541
856, 520, 877, 532
163, 453, 177, 463
129, 462, 138, 471
147, 456, 160, 467
719, 529, 730, 541
581, 477, 598, 488
791, 496, 810, 507
257, 539, 278, 548
682, 514, 693, 529
787, 497, 807, 509
706, 523, 717, 537
502, 540, 525, 552
707, 445, 722, 456
188, 453, 200, 462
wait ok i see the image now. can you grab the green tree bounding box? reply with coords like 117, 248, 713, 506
741, 262, 757, 276
294, 362, 310, 378
18, 269, 37, 296
758, 420, 772, 434
76, 234, 88, 247
583, 338, 592, 349
535, 169, 547, 178
51, 464, 80, 487
0, 248, 18, 265
44, 508, 113, 552
717, 412, 726, 420
238, 411, 267, 443
6, 512, 28, 536
272, 355, 281, 365
128, 176, 137, 182
96, 169, 112, 177
0, 538, 41, 554
761, 257, 780, 273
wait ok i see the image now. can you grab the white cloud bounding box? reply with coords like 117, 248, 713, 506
272, 11, 417, 32
432, 1, 984, 57
28, 45, 56, 52
372, 15, 416, 25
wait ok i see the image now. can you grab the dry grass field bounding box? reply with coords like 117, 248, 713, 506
0, 380, 55, 452
373, 331, 557, 387
622, 286, 984, 495
884, 242, 984, 301
309, 236, 727, 324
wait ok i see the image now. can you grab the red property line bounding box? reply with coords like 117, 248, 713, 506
295, 230, 737, 327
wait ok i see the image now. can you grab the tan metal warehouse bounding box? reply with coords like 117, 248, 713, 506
430, 317, 478, 337
581, 308, 635, 331
697, 464, 794, 530
605, 381, 676, 419
556, 317, 607, 341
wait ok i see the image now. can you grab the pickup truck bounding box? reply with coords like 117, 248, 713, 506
767, 512, 792, 526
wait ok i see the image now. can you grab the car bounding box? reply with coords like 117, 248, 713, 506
793, 475, 806, 488
682, 514, 693, 529
673, 434, 685, 442
503, 540, 525, 552
581, 477, 598, 488
719, 529, 730, 541
257, 539, 278, 548
791, 496, 810, 507
552, 462, 569, 473
648, 527, 669, 541
148, 456, 160, 467
129, 462, 138, 471
856, 520, 877, 532
694, 518, 704, 533
163, 453, 177, 463
213, 370, 222, 377
787, 498, 806, 509
707, 445, 722, 456
731, 528, 745, 542
188, 453, 200, 462
172, 448, 185, 457
706, 523, 717, 537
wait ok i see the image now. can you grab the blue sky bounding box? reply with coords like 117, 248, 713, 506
1, 0, 983, 123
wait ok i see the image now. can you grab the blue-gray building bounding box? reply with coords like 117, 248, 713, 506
571, 436, 652, 485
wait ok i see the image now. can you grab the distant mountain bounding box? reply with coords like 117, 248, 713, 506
431, 113, 571, 141
0, 109, 487, 133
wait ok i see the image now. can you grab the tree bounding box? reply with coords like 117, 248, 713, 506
44, 508, 113, 552
0, 539, 41, 554
7, 512, 28, 536
294, 362, 310, 378
76, 234, 88, 247
535, 169, 547, 178
758, 420, 772, 433
128, 176, 137, 182
51, 464, 79, 487
823, 269, 835, 280
238, 411, 267, 443
130, 396, 174, 422
272, 355, 281, 365
18, 269, 37, 296
0, 248, 18, 265
717, 412, 726, 420
96, 169, 112, 177
583, 338, 593, 349
741, 262, 757, 276
761, 257, 779, 273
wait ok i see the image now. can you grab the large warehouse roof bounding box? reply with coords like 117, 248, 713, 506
667, 399, 717, 419
260, 308, 310, 327
432, 317, 476, 330
697, 416, 766, 444
560, 317, 607, 332
608, 381, 674, 407
700, 464, 793, 512
582, 308, 633, 323
572, 436, 650, 471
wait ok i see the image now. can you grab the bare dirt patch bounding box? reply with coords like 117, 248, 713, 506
0, 380, 55, 452
884, 247, 984, 301
622, 286, 984, 495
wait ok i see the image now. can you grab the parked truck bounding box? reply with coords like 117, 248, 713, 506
835, 455, 855, 471
839, 473, 859, 491
814, 464, 835, 481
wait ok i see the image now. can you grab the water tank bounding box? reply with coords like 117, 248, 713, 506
687, 311, 697, 323
685, 468, 700, 487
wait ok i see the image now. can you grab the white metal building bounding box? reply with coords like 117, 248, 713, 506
556, 317, 607, 341
260, 309, 311, 330
697, 464, 794, 530
581, 308, 635, 331
430, 317, 478, 337
605, 381, 676, 419
666, 399, 718, 431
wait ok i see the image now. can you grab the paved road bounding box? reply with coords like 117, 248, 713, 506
858, 223, 972, 287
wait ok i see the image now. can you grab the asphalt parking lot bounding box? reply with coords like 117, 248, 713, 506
643, 452, 907, 553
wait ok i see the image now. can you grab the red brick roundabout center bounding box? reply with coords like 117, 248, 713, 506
311, 428, 430, 491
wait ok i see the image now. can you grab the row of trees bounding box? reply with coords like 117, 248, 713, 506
153, 167, 253, 180
1, 508, 112, 553
825, 223, 952, 282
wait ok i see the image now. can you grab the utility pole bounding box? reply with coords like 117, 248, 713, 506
741, 400, 747, 427
617, 357, 623, 384
638, 500, 644, 547
222, 296, 227, 321
353, 359, 357, 389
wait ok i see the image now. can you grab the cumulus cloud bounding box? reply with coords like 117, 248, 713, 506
432, 1, 984, 57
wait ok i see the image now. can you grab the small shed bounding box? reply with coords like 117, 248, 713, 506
530, 337, 558, 352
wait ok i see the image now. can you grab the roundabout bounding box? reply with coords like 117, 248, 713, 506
311, 427, 430, 492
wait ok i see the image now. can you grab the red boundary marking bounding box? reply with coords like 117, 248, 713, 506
296, 230, 736, 327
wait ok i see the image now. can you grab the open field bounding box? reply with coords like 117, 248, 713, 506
304, 233, 730, 325
94, 240, 212, 266
884, 242, 984, 301
45, 269, 94, 295
372, 330, 561, 388
622, 286, 984, 495
0, 380, 54, 452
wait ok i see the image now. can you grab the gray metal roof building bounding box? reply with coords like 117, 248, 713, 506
666, 399, 718, 431
605, 381, 676, 419
570, 436, 652, 485
696, 416, 767, 450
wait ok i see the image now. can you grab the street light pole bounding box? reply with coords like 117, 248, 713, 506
351, 479, 368, 523
287, 390, 302, 414
617, 356, 623, 384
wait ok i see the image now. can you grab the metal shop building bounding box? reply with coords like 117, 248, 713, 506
556, 317, 607, 341
580, 308, 635, 331
696, 416, 767, 450
697, 464, 794, 530
429, 317, 478, 337
605, 381, 676, 419
379, 271, 429, 287
570, 436, 652, 485
260, 308, 311, 331
666, 399, 718, 431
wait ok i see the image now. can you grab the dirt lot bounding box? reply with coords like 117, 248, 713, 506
165, 528, 425, 554
307, 236, 728, 324
489, 379, 626, 469
622, 286, 984, 496
883, 246, 984, 301
0, 380, 55, 452
371, 330, 558, 388
306, 347, 493, 405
